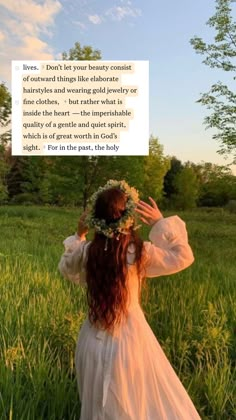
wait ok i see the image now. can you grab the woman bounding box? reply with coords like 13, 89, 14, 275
59, 180, 201, 420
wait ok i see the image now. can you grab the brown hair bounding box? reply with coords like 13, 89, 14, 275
86, 188, 144, 331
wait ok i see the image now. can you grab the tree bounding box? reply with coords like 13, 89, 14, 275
108, 155, 145, 193
142, 136, 170, 202
163, 157, 184, 199
62, 42, 101, 61
5, 152, 26, 199
0, 155, 8, 203
172, 167, 199, 210
190, 161, 236, 206
190, 0, 236, 159
0, 83, 11, 128
0, 84, 11, 201
0, 83, 11, 147
5, 150, 50, 204
43, 155, 113, 208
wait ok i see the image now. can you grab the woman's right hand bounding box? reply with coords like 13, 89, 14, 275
135, 197, 163, 226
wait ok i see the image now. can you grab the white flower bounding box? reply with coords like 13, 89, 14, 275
86, 180, 140, 238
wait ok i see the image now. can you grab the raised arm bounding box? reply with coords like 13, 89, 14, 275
58, 211, 89, 285
135, 198, 194, 278
143, 216, 194, 277
58, 234, 89, 285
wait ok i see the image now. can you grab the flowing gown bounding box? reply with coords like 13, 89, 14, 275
59, 216, 201, 420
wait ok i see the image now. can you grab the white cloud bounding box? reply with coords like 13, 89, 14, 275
0, 0, 61, 28
88, 14, 102, 25
16, 36, 54, 60
106, 5, 141, 21
70, 0, 142, 28
0, 0, 62, 83
72, 20, 87, 30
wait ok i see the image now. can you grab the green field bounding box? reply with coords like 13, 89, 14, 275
0, 206, 235, 419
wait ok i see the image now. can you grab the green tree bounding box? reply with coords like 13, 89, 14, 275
163, 157, 184, 199
6, 154, 50, 204
0, 156, 8, 203
190, 0, 236, 159
5, 152, 26, 199
0, 83, 11, 128
109, 156, 145, 192
62, 42, 101, 61
0, 84, 11, 147
191, 161, 236, 206
172, 166, 199, 210
0, 83, 11, 201
142, 136, 170, 202
43, 155, 113, 208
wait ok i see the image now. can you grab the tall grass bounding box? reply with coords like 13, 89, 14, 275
0, 206, 235, 419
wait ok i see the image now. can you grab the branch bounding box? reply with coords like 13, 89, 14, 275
227, 30, 236, 49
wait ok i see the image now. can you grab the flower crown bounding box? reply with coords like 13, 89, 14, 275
86, 179, 140, 238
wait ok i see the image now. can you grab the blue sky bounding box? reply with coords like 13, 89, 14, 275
0, 0, 235, 171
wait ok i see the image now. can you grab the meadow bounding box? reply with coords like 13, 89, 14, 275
0, 205, 235, 420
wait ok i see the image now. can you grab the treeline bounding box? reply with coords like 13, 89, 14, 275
0, 136, 235, 210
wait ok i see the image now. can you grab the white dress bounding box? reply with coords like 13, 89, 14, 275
59, 216, 201, 420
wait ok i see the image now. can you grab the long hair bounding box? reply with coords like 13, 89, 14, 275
86, 187, 144, 331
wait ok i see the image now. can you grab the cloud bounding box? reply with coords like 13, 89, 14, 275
0, 0, 61, 29
0, 0, 62, 84
70, 0, 142, 30
71, 0, 141, 29
16, 36, 54, 60
88, 14, 102, 25
72, 20, 87, 30
106, 5, 141, 21
0, 35, 54, 85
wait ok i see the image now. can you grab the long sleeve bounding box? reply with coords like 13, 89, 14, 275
58, 233, 89, 285
143, 215, 194, 278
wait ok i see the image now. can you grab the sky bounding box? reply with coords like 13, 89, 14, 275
0, 0, 235, 172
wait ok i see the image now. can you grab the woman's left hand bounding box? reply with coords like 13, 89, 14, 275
77, 211, 89, 240
135, 197, 163, 226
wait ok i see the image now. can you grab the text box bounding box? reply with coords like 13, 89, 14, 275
12, 60, 149, 156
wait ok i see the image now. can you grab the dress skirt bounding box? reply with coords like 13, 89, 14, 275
75, 304, 201, 420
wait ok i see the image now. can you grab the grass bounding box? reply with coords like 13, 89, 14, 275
0, 205, 235, 419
